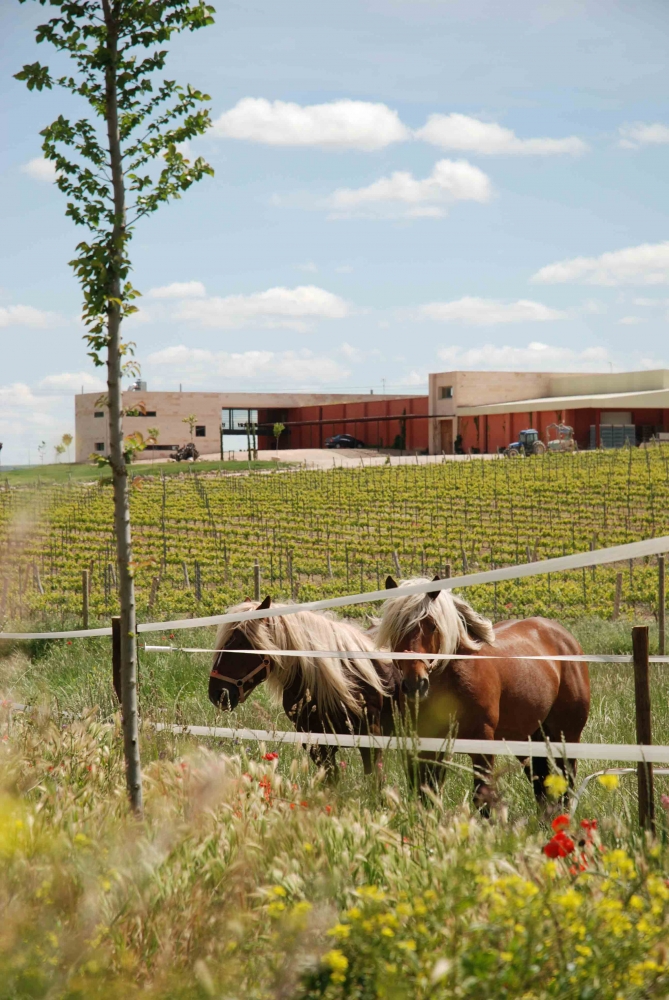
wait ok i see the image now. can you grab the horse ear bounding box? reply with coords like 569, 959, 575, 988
257, 595, 271, 610
385, 575, 398, 589
243, 596, 253, 603
427, 574, 441, 601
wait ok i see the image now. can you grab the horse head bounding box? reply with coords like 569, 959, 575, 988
379, 575, 495, 699
383, 575, 441, 698
208, 595, 273, 710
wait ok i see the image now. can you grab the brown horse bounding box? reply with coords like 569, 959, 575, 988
208, 596, 402, 777
378, 576, 590, 808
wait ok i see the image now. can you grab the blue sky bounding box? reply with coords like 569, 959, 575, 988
1, 0, 669, 463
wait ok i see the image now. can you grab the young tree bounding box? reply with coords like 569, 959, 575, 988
17, 0, 215, 814
182, 413, 197, 442
61, 432, 73, 462
273, 421, 285, 453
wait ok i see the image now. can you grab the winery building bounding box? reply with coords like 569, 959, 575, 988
74, 369, 669, 461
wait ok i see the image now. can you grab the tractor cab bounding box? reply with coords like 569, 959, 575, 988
505, 428, 546, 458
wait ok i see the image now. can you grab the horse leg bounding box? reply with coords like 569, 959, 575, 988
471, 753, 497, 816
524, 733, 551, 804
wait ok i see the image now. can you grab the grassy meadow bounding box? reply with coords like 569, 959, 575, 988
3, 452, 669, 996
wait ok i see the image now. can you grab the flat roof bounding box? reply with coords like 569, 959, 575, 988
458, 387, 669, 416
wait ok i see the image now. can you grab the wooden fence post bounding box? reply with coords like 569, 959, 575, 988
659, 556, 666, 656
82, 568, 89, 629
112, 616, 121, 704
253, 559, 261, 601
632, 625, 655, 833
443, 562, 451, 579
613, 572, 622, 621
194, 561, 202, 602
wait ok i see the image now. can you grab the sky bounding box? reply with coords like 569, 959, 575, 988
1, 0, 669, 464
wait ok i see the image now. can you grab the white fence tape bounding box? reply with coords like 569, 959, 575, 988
153, 724, 669, 764
2, 533, 669, 642
143, 645, 669, 664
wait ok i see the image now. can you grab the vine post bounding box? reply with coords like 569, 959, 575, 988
632, 625, 655, 834
17, 0, 215, 814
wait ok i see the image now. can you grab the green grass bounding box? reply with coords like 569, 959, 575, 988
2, 628, 669, 998
3, 617, 669, 828
2, 457, 281, 487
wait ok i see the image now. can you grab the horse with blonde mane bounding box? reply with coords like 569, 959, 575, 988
378, 576, 590, 809
208, 596, 402, 776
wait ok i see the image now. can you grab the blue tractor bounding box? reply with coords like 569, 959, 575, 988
504, 428, 546, 458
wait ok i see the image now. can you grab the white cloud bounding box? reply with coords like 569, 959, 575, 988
619, 122, 669, 148
146, 345, 349, 385
532, 242, 669, 286
396, 370, 427, 386
0, 304, 61, 328
617, 316, 645, 325
37, 371, 106, 394
339, 342, 381, 363
21, 157, 57, 182
0, 381, 74, 465
148, 281, 206, 299
328, 159, 491, 219
212, 97, 409, 150
437, 341, 610, 372
175, 285, 349, 331
420, 296, 566, 325
415, 113, 587, 156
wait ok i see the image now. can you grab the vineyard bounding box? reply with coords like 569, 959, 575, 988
2, 447, 669, 628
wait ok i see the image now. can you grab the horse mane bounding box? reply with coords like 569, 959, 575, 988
215, 601, 390, 718
376, 578, 495, 672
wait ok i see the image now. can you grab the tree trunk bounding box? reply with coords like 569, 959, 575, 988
103, 0, 143, 816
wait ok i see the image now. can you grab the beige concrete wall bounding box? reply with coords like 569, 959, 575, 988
549, 369, 669, 397
75, 390, 407, 462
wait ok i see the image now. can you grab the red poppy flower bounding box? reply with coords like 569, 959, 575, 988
262, 752, 279, 761
580, 818, 597, 832
300, 800, 308, 808
543, 831, 575, 858
325, 805, 332, 814
551, 814, 570, 833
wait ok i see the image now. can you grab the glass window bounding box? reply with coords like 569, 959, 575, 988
95, 442, 105, 451
94, 411, 104, 417
439, 386, 453, 399
195, 425, 206, 437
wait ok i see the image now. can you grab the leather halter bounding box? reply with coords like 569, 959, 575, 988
209, 655, 271, 704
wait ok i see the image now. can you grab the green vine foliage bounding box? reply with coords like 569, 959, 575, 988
15, 0, 215, 366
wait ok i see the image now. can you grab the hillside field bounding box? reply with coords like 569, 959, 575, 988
1, 446, 669, 629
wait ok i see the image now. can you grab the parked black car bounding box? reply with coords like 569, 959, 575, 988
325, 434, 366, 449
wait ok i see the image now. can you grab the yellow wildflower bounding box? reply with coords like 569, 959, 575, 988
324, 949, 349, 984
381, 927, 394, 938
544, 774, 568, 798
328, 923, 351, 939
597, 774, 619, 790
554, 889, 582, 913
347, 906, 362, 920
267, 901, 285, 916
271, 885, 287, 897
398, 939, 417, 951
500, 952, 513, 962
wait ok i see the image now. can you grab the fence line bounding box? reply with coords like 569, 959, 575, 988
143, 645, 669, 664
2, 534, 669, 641
153, 724, 669, 765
